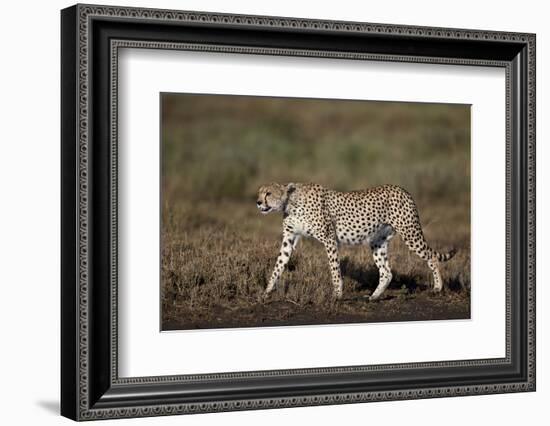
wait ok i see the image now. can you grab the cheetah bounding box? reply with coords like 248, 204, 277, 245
256, 182, 456, 301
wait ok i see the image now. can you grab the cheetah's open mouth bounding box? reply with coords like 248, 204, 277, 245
259, 206, 272, 214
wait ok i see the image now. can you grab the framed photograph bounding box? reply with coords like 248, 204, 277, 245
61, 4, 536, 421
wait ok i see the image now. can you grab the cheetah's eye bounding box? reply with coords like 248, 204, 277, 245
266, 192, 271, 196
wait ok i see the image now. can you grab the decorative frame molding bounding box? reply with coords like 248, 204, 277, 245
61, 3, 535, 421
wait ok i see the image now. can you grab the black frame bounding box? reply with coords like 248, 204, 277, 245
61, 4, 536, 421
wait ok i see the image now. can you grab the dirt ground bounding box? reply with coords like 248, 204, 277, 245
163, 288, 470, 330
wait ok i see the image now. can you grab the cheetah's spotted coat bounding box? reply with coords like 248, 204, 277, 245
256, 183, 456, 301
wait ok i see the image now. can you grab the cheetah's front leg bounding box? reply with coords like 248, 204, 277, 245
264, 230, 297, 297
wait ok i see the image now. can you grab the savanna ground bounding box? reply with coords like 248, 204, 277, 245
161, 94, 470, 330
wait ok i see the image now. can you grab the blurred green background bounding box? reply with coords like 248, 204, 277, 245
162, 94, 470, 206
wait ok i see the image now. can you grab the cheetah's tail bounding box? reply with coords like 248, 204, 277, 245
435, 248, 457, 262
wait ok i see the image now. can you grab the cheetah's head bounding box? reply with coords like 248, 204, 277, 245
256, 183, 295, 214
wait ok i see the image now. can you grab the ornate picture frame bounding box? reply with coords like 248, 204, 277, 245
61, 3, 535, 421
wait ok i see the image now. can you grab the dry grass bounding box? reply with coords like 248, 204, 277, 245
161, 200, 470, 329
160, 94, 471, 330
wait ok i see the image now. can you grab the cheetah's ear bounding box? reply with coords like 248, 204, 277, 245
286, 183, 296, 195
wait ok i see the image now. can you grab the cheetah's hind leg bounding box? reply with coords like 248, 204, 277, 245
427, 258, 443, 293
396, 224, 456, 294
368, 229, 395, 301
